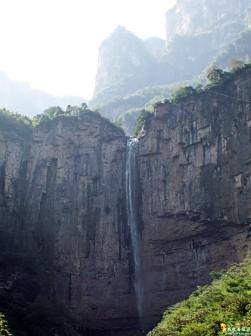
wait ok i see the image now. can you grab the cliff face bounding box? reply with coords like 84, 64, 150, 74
0, 113, 139, 334
0, 69, 251, 335
136, 68, 251, 324
23, 114, 135, 331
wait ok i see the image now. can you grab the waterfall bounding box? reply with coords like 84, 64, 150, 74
125, 138, 144, 326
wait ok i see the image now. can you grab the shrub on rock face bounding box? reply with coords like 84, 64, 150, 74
171, 85, 197, 103
0, 313, 12, 336
134, 110, 152, 136
32, 103, 93, 126
0, 108, 32, 134
207, 67, 225, 84
206, 66, 232, 88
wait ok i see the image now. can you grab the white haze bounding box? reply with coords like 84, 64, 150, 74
0, 0, 175, 99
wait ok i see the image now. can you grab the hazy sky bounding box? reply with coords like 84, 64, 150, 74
0, 0, 175, 99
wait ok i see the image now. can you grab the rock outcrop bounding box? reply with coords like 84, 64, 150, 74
0, 68, 251, 335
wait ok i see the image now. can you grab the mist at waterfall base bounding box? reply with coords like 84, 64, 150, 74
126, 138, 145, 331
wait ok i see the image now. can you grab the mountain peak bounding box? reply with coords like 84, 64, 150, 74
114, 25, 127, 33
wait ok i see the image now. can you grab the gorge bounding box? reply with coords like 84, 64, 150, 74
0, 66, 251, 335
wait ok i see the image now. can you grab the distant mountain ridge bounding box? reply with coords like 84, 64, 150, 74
165, 0, 251, 42
0, 71, 84, 116
92, 0, 251, 132
94, 26, 157, 102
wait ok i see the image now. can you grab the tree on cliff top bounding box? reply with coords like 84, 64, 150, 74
171, 85, 197, 103
32, 103, 91, 125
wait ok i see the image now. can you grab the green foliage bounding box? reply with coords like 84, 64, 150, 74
148, 258, 251, 336
0, 108, 32, 135
134, 110, 152, 136
115, 108, 143, 135
206, 67, 231, 87
0, 313, 12, 336
0, 103, 92, 131
171, 86, 197, 103
32, 103, 90, 126
145, 96, 166, 112
207, 67, 225, 83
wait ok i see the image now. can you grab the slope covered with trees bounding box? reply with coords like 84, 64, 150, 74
148, 257, 251, 336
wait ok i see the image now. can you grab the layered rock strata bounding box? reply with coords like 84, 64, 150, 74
0, 69, 251, 334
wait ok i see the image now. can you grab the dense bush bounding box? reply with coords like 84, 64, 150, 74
32, 103, 90, 125
148, 257, 251, 336
171, 85, 197, 103
0, 108, 32, 134
0, 313, 12, 336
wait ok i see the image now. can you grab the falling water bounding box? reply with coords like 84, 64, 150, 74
125, 138, 144, 327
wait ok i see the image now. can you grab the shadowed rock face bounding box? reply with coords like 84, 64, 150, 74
0, 113, 138, 334
0, 70, 251, 335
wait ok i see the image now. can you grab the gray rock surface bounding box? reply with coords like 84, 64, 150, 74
0, 69, 251, 334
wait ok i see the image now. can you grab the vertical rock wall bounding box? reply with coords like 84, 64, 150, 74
21, 114, 139, 331
0, 69, 251, 334
137, 68, 251, 326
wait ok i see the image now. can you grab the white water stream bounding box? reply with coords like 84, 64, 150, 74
125, 138, 144, 326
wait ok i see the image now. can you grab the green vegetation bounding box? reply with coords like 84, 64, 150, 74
171, 85, 197, 103
0, 103, 99, 131
114, 108, 143, 135
205, 63, 251, 90
0, 108, 32, 135
148, 257, 251, 336
134, 110, 152, 136
1, 64, 251, 137
110, 94, 168, 135
118, 63, 251, 135
32, 102, 90, 125
91, 84, 171, 115
206, 67, 231, 87
145, 95, 166, 112
0, 313, 12, 336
